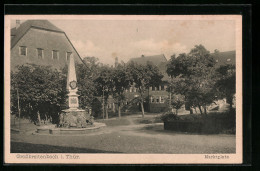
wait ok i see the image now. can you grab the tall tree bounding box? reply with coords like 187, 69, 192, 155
94, 66, 114, 119
166, 45, 217, 114
111, 64, 131, 118
214, 64, 236, 110
127, 62, 163, 117
11, 64, 66, 125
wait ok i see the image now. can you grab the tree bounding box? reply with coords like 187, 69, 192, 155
76, 63, 97, 109
111, 64, 131, 118
94, 66, 114, 119
11, 64, 66, 125
170, 94, 185, 115
214, 64, 236, 110
127, 61, 163, 117
166, 45, 217, 114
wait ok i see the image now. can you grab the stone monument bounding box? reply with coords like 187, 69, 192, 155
59, 54, 93, 128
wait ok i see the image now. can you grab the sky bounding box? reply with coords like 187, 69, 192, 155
11, 19, 236, 65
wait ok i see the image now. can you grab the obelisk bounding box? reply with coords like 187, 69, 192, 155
59, 53, 95, 128
66, 54, 79, 110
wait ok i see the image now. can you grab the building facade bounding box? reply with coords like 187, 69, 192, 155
104, 54, 170, 113
10, 20, 83, 71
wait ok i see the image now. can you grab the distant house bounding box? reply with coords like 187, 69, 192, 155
211, 50, 236, 67
10, 20, 83, 71
121, 54, 169, 113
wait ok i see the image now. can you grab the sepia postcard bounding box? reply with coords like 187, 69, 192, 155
4, 15, 242, 164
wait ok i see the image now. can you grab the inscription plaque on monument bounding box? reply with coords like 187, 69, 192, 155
69, 97, 78, 108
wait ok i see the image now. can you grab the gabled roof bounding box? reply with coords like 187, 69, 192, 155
128, 54, 167, 66
128, 54, 169, 82
211, 50, 236, 67
11, 20, 64, 49
10, 20, 86, 66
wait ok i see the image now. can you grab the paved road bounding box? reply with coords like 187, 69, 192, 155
11, 116, 236, 154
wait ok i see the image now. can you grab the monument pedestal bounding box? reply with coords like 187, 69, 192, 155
59, 109, 94, 128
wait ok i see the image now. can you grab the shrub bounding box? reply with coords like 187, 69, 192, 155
162, 110, 236, 134
160, 112, 181, 122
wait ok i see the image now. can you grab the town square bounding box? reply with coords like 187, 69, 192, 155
6, 15, 241, 163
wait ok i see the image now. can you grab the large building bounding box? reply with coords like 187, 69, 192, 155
105, 54, 170, 113
126, 54, 169, 112
10, 20, 83, 71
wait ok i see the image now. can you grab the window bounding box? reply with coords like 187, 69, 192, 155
37, 48, 44, 59
156, 97, 159, 103
52, 50, 59, 60
161, 85, 164, 90
160, 96, 164, 103
66, 52, 72, 61
19, 46, 27, 56
152, 86, 155, 91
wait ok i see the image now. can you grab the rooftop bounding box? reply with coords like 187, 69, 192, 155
11, 20, 64, 49
211, 50, 236, 67
127, 54, 167, 66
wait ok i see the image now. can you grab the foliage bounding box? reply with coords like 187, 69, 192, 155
91, 98, 102, 118
214, 64, 236, 109
162, 110, 235, 134
127, 61, 163, 117
160, 112, 181, 122
111, 64, 131, 118
161, 109, 235, 134
11, 64, 66, 124
170, 94, 185, 115
94, 65, 114, 119
76, 63, 97, 108
166, 45, 217, 114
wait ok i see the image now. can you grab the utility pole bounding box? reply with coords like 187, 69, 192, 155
17, 88, 21, 130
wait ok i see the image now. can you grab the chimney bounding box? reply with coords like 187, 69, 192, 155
115, 57, 118, 67
16, 20, 21, 29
